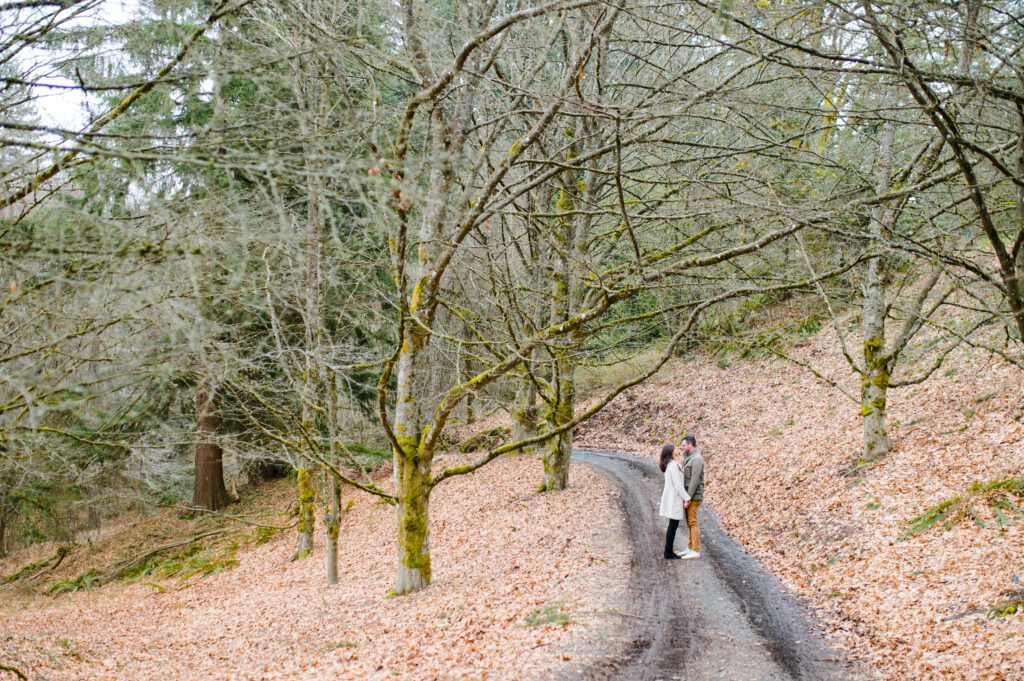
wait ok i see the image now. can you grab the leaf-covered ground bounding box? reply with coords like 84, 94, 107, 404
0, 457, 631, 680
576, 323, 1024, 679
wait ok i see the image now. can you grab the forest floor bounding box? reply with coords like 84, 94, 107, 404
575, 314, 1024, 680
0, 456, 634, 680
3, 312, 1023, 680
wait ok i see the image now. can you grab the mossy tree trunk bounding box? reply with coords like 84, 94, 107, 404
1015, 111, 1024, 341
538, 124, 587, 492
540, 347, 574, 491
294, 145, 324, 561
393, 437, 432, 594
511, 370, 538, 453
325, 372, 341, 584
293, 467, 315, 560
859, 123, 895, 462
391, 322, 434, 594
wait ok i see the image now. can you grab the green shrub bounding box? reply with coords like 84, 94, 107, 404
901, 477, 1024, 540
49, 569, 101, 595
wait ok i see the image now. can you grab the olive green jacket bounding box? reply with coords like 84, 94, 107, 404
683, 449, 704, 501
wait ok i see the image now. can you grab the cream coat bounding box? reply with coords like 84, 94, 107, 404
659, 459, 691, 520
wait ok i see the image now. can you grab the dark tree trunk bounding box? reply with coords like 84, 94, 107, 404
193, 385, 228, 512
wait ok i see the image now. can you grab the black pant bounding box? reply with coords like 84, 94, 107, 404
664, 518, 680, 558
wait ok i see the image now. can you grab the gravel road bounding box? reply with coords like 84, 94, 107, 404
574, 450, 856, 681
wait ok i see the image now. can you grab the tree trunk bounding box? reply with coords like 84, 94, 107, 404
325, 372, 341, 585
325, 475, 341, 584
538, 143, 580, 492
861, 123, 894, 462
511, 369, 538, 452
540, 344, 574, 491
192, 385, 228, 512
393, 443, 432, 595
1014, 108, 1024, 342
861, 322, 891, 461
87, 504, 101, 532
391, 323, 434, 595
293, 467, 315, 560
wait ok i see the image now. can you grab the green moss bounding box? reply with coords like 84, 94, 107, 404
3, 547, 72, 584
524, 601, 572, 627
986, 592, 1024, 619
409, 277, 427, 313
49, 569, 101, 595
395, 456, 432, 586
296, 468, 316, 536
250, 526, 280, 545
902, 496, 964, 539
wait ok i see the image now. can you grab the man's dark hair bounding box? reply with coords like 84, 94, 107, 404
682, 435, 697, 447
659, 444, 675, 472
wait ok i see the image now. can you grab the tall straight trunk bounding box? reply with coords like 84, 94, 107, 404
293, 467, 315, 560
294, 141, 323, 560
1014, 109, 1024, 341
192, 385, 228, 512
861, 124, 895, 461
539, 165, 578, 491
393, 439, 432, 594
325, 372, 341, 584
326, 475, 341, 584
391, 322, 434, 595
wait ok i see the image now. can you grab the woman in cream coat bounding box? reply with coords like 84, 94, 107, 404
659, 444, 690, 559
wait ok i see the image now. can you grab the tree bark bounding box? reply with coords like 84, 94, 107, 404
538, 132, 582, 492
393, 441, 431, 595
325, 474, 341, 584
192, 385, 228, 512
293, 467, 315, 560
325, 372, 341, 584
511, 370, 538, 453
861, 124, 895, 462
540, 348, 574, 491
391, 323, 434, 594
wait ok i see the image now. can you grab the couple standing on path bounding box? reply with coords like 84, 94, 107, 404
659, 436, 704, 560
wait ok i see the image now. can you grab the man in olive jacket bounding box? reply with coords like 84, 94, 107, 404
680, 435, 704, 559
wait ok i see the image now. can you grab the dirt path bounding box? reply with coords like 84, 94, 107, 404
575, 450, 855, 681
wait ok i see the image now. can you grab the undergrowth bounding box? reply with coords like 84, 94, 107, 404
49, 569, 101, 595
523, 601, 571, 627
127, 542, 239, 583
901, 476, 1024, 540
986, 590, 1024, 619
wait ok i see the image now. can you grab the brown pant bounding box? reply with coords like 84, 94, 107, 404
685, 500, 701, 552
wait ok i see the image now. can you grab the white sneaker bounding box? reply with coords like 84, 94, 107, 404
681, 550, 700, 560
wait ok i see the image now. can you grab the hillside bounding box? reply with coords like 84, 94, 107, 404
0, 457, 631, 680
576, 322, 1024, 679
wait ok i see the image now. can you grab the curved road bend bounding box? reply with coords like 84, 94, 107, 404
574, 450, 854, 681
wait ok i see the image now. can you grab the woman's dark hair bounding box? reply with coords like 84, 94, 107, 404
659, 444, 675, 472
